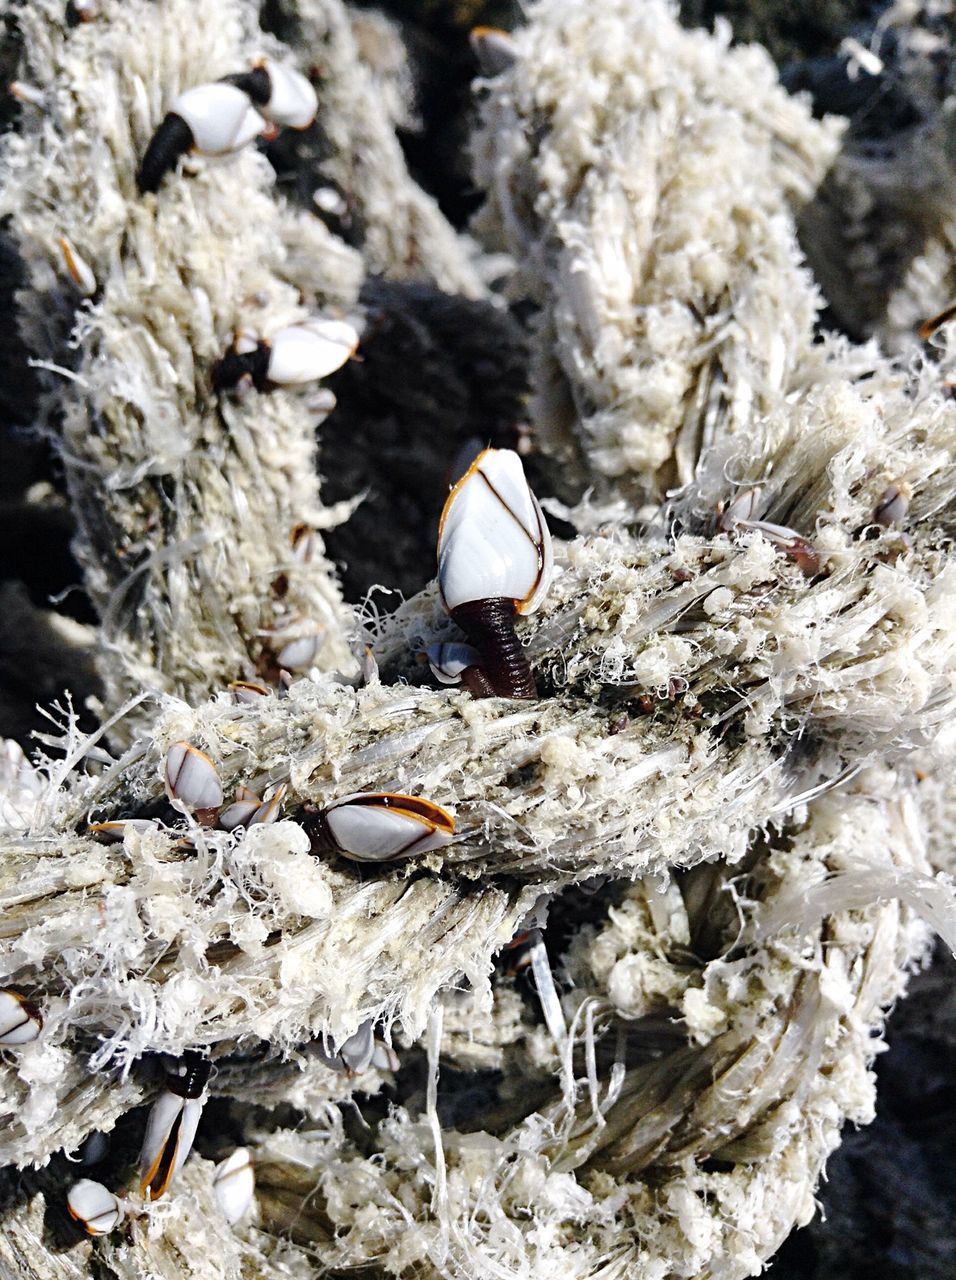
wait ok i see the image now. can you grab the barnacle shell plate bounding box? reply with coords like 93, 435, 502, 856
438, 448, 553, 614
171, 83, 264, 154
267, 321, 358, 385
261, 62, 317, 128
324, 792, 455, 861
67, 1180, 124, 1235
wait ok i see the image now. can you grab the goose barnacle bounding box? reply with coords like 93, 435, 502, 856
424, 641, 484, 689
164, 742, 224, 814
213, 1147, 255, 1225
223, 59, 317, 130
874, 482, 910, 527
66, 1180, 125, 1236
718, 485, 819, 576
312, 792, 454, 862
137, 82, 265, 193
437, 447, 553, 698
0, 988, 42, 1046
212, 319, 358, 395
139, 1051, 210, 1200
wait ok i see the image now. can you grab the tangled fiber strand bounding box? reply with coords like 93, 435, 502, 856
0, 0, 366, 715
472, 0, 845, 502
0, 1, 955, 1278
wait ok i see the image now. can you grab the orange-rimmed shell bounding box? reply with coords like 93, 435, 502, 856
320, 792, 455, 862
437, 447, 552, 616
164, 742, 223, 812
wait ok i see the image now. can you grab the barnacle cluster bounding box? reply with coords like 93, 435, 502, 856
0, 0, 955, 1277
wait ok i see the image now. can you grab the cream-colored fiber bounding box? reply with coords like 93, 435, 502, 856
274, 0, 488, 298
472, 0, 845, 502
1, 1, 956, 1278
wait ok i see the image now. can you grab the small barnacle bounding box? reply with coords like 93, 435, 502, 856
917, 300, 956, 341
370, 1039, 400, 1073
746, 521, 820, 575
289, 523, 317, 564
249, 783, 286, 826
313, 1021, 398, 1075
0, 987, 42, 1046
9, 81, 46, 108
139, 1051, 210, 1200
228, 679, 270, 703
874, 482, 910, 527
272, 618, 326, 672
360, 645, 379, 685
65, 0, 100, 22
716, 484, 763, 533
212, 319, 358, 394
718, 486, 819, 575
137, 83, 265, 194
339, 1021, 375, 1073
223, 59, 317, 129
213, 1148, 255, 1225
58, 236, 96, 295
66, 1180, 125, 1236
311, 792, 455, 862
313, 186, 349, 219
88, 818, 158, 844
437, 447, 553, 698
164, 742, 224, 814
424, 641, 485, 691
218, 786, 262, 831
221, 783, 285, 830
469, 26, 518, 77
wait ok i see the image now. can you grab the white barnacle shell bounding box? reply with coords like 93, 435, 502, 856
313, 186, 348, 217
289, 523, 317, 564
339, 1021, 375, 1073
274, 618, 326, 671
58, 236, 96, 295
248, 783, 286, 826
874, 482, 910, 527
0, 988, 42, 1046
228, 679, 270, 703
469, 25, 518, 76
266, 319, 359, 386
9, 81, 45, 108
164, 742, 224, 811
139, 1089, 205, 1200
67, 1180, 125, 1236
322, 792, 455, 862
171, 83, 265, 155
0, 738, 43, 834
425, 642, 482, 685
213, 1147, 255, 1224
260, 61, 317, 129
718, 484, 764, 532
437, 447, 553, 615
370, 1039, 400, 1073
218, 786, 262, 831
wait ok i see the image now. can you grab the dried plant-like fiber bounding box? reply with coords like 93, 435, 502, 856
3, 335, 956, 1166
0, 0, 365, 717
270, 0, 488, 299
472, 0, 844, 501
2, 1, 956, 1277
0, 1156, 321, 1280
240, 780, 940, 1280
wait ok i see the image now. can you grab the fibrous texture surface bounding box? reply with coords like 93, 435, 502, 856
472, 0, 845, 503
1, 1, 955, 1279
